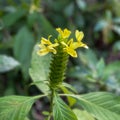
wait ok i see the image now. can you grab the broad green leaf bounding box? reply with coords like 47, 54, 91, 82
29, 45, 51, 93
0, 55, 20, 73
13, 26, 35, 79
0, 95, 37, 120
73, 109, 95, 120
3, 9, 26, 27
70, 92, 120, 120
53, 94, 77, 120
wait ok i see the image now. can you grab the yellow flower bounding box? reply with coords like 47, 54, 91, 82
75, 30, 88, 49
61, 30, 88, 57
37, 35, 59, 56
61, 39, 78, 57
56, 28, 71, 39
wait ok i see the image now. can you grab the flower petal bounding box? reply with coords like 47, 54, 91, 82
56, 28, 71, 39
37, 49, 49, 56
41, 37, 52, 45
63, 29, 71, 38
56, 28, 63, 35
67, 38, 73, 46
75, 30, 84, 42
64, 47, 77, 57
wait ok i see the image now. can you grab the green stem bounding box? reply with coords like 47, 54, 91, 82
48, 88, 55, 120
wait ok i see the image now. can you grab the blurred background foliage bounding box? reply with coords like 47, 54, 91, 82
0, 0, 120, 119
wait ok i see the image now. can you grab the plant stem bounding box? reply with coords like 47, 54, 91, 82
48, 88, 55, 120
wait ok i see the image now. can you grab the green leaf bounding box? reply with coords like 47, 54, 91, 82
96, 58, 105, 77
70, 92, 120, 120
53, 94, 77, 120
60, 85, 76, 107
94, 20, 108, 32
29, 45, 51, 93
0, 55, 20, 73
0, 96, 36, 120
62, 82, 77, 93
78, 50, 98, 70
112, 25, 120, 35
104, 61, 120, 77
76, 0, 86, 11
3, 9, 26, 27
13, 26, 35, 79
73, 109, 95, 120
113, 41, 120, 51
113, 17, 120, 24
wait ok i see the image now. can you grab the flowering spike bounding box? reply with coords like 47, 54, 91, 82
37, 28, 88, 89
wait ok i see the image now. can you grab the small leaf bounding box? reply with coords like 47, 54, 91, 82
78, 50, 98, 70
53, 94, 77, 120
0, 96, 37, 120
0, 55, 20, 73
104, 61, 120, 78
113, 40, 120, 51
62, 82, 77, 93
113, 17, 120, 24
94, 20, 108, 32
76, 0, 86, 11
73, 109, 95, 120
96, 58, 105, 77
29, 45, 51, 93
60, 85, 76, 106
70, 92, 120, 120
112, 25, 120, 35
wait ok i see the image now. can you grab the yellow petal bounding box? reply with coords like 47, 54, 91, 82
67, 38, 73, 46
64, 47, 77, 57
56, 28, 71, 39
56, 28, 62, 35
49, 48, 57, 54
75, 30, 84, 42
81, 44, 88, 49
50, 43, 59, 47
63, 29, 71, 38
61, 41, 68, 47
70, 42, 88, 49
41, 37, 52, 45
37, 49, 49, 56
